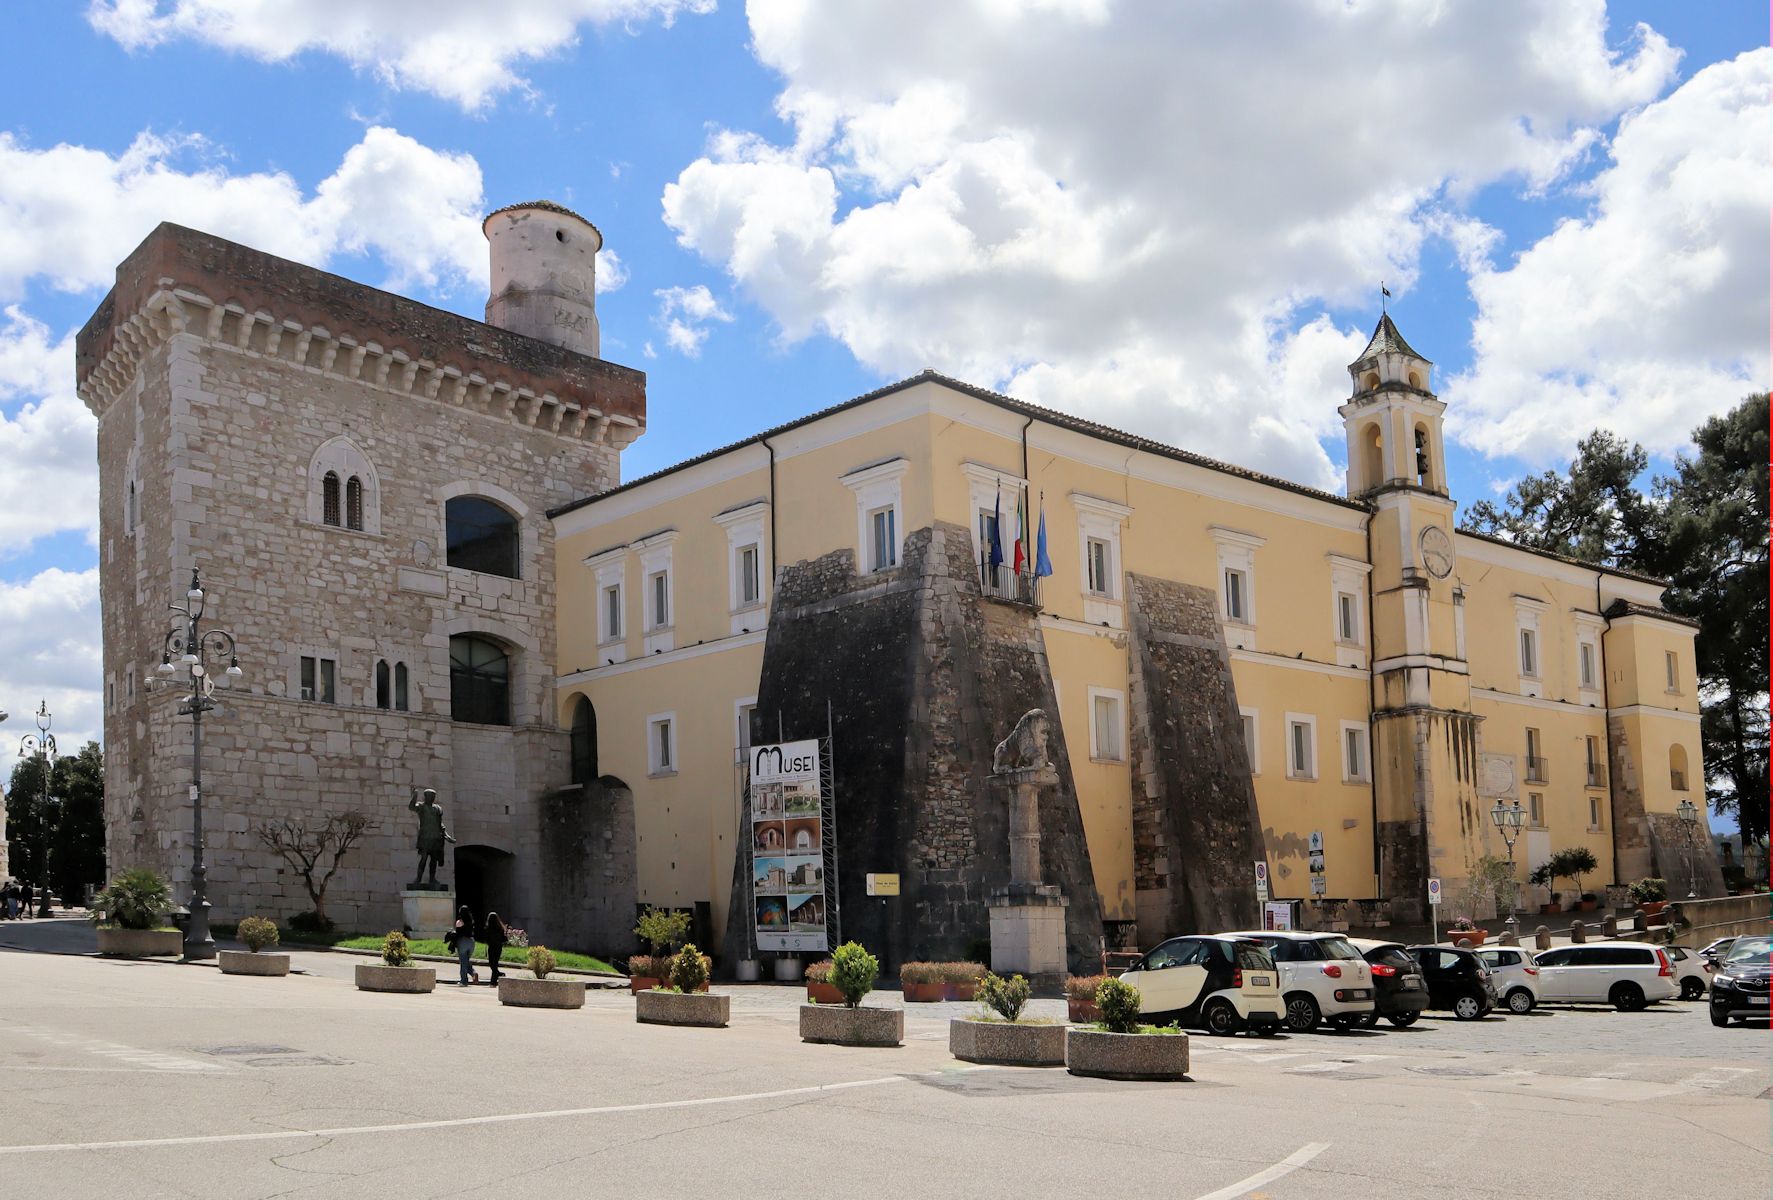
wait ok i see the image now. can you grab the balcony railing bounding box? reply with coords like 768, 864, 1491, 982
1670, 769, 1688, 792
979, 561, 1043, 607
1585, 762, 1608, 789
1524, 756, 1549, 784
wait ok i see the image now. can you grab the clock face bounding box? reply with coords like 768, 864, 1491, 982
1420, 525, 1454, 578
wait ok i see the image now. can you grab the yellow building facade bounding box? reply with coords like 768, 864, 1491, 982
551, 319, 1705, 953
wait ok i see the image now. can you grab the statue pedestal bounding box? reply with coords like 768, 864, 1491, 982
988, 882, 1068, 979
402, 889, 454, 940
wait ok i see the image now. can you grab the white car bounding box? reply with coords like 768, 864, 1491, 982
1529, 941, 1680, 1010
1476, 946, 1541, 1014
1226, 931, 1375, 1032
1116, 934, 1284, 1036
1664, 945, 1711, 1001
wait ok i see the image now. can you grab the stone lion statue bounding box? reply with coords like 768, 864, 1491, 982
992, 709, 1052, 774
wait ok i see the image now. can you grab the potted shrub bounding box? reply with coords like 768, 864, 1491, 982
1064, 977, 1190, 1082
355, 931, 437, 993
1528, 863, 1562, 914
636, 942, 730, 1027
1066, 974, 1106, 1023
499, 946, 587, 1009
805, 959, 842, 1005
940, 961, 986, 1002
899, 961, 942, 1002
1630, 877, 1669, 922
800, 941, 903, 1047
91, 869, 182, 957
218, 916, 290, 976
950, 972, 1065, 1067
1445, 916, 1487, 947
629, 907, 692, 993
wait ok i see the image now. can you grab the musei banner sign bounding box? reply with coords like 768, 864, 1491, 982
749, 739, 829, 952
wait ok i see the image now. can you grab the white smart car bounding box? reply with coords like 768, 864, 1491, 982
1476, 946, 1541, 1014
1529, 941, 1680, 1010
1225, 931, 1375, 1032
1664, 945, 1711, 1000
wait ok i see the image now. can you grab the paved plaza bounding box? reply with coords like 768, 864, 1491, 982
0, 921, 1766, 1199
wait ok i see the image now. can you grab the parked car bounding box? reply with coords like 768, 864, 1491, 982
1530, 942, 1679, 1010
1349, 938, 1429, 1027
1225, 931, 1375, 1033
1117, 935, 1284, 1036
1476, 946, 1541, 1014
1664, 945, 1710, 1000
1707, 935, 1771, 1027
1405, 945, 1497, 1020
1699, 936, 1739, 966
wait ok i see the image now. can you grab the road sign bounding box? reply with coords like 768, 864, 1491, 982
1310, 876, 1327, 896
1427, 877, 1442, 906
1254, 861, 1268, 885
865, 873, 900, 897
1308, 830, 1324, 853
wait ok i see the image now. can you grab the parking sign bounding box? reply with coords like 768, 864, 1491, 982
1427, 877, 1442, 906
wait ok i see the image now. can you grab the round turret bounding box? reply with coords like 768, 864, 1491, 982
483, 201, 602, 357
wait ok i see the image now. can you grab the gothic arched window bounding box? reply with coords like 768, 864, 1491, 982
445, 496, 520, 578
310, 438, 380, 534
346, 476, 364, 531
322, 472, 342, 527
570, 696, 598, 786
394, 662, 409, 712
450, 635, 510, 726
375, 659, 391, 709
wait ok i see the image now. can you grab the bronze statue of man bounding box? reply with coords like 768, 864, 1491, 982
408, 787, 455, 889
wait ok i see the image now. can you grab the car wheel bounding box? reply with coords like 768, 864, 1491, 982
1283, 993, 1321, 1033
1680, 978, 1706, 1001
1709, 1006, 1730, 1028
1202, 999, 1239, 1037
1610, 982, 1646, 1013
1453, 994, 1485, 1021
1386, 1011, 1420, 1028
1506, 988, 1535, 1015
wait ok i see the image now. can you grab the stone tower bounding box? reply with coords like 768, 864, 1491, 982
1339, 314, 1479, 921
77, 205, 644, 939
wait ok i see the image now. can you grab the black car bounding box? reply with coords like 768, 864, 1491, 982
1405, 945, 1498, 1021
1350, 939, 1429, 1027
1708, 935, 1771, 1027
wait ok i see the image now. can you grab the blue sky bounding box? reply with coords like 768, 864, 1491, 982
0, 1, 1765, 749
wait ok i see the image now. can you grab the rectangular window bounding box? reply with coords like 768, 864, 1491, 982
1519, 628, 1538, 677
1287, 717, 1315, 780
1579, 642, 1596, 688
603, 584, 623, 641
300, 655, 336, 704
1665, 650, 1679, 692
648, 714, 676, 776
1090, 690, 1124, 762
1086, 537, 1112, 596
738, 544, 760, 606
1525, 727, 1546, 783
1337, 592, 1359, 643
1224, 568, 1247, 622
1344, 726, 1366, 782
1528, 792, 1544, 826
649, 571, 669, 629
869, 506, 897, 571
1589, 795, 1603, 830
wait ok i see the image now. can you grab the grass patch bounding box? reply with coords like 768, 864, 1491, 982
334, 936, 614, 974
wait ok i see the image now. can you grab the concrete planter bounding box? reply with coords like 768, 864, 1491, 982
499, 978, 587, 1009
636, 990, 730, 1027
218, 950, 290, 977
354, 963, 437, 993
1065, 1027, 1191, 1082
949, 1019, 1065, 1067
799, 1004, 904, 1047
96, 927, 183, 957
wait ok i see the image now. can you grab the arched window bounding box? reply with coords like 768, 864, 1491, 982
450, 635, 510, 725
570, 696, 598, 786
394, 663, 409, 712
1362, 372, 1380, 391
346, 476, 364, 531
1670, 744, 1690, 792
1413, 424, 1433, 488
322, 472, 342, 526
375, 659, 391, 709
446, 496, 520, 578
1360, 423, 1384, 491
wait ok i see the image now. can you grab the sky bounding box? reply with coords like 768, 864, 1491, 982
0, 0, 1765, 752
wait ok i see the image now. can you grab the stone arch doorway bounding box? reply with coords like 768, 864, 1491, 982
454, 844, 515, 929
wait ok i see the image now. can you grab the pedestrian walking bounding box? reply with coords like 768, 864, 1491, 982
20, 882, 33, 918
2, 880, 16, 919
483, 911, 508, 985
448, 905, 478, 987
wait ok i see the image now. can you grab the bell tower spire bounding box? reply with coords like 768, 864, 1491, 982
1338, 313, 1445, 498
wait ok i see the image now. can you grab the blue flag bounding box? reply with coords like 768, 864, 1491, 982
1035, 497, 1053, 577
988, 484, 1004, 568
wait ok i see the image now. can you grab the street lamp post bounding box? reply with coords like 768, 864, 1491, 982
1490, 797, 1526, 938
19, 701, 57, 918
1676, 797, 1700, 900
155, 568, 242, 961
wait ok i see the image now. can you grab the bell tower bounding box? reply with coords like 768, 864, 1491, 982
1340, 314, 1480, 921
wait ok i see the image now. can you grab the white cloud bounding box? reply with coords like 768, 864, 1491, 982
0, 125, 487, 301
596, 247, 630, 293
88, 0, 716, 111
0, 309, 98, 553
662, 0, 1681, 486
654, 284, 733, 356
0, 568, 104, 753
1448, 49, 1772, 463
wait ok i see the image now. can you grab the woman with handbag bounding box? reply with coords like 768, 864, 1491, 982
483, 912, 508, 985
450, 906, 478, 986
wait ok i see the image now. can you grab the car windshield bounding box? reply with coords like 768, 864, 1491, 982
1724, 937, 1771, 964
1317, 937, 1360, 961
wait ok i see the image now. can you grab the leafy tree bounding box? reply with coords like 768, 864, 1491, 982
1462, 430, 1651, 565
6, 743, 106, 902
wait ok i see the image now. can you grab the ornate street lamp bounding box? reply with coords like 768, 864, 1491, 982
18, 701, 56, 917
1676, 797, 1700, 900
1490, 797, 1526, 937
154, 568, 242, 961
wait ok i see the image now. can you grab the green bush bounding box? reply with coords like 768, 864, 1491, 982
669, 942, 710, 992
1065, 974, 1107, 1002
830, 941, 879, 1009
381, 930, 411, 967
634, 907, 692, 955
1629, 877, 1668, 904
89, 869, 171, 930
237, 916, 280, 953
628, 954, 671, 979
528, 945, 557, 979
1095, 977, 1141, 1034
975, 972, 1031, 1022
